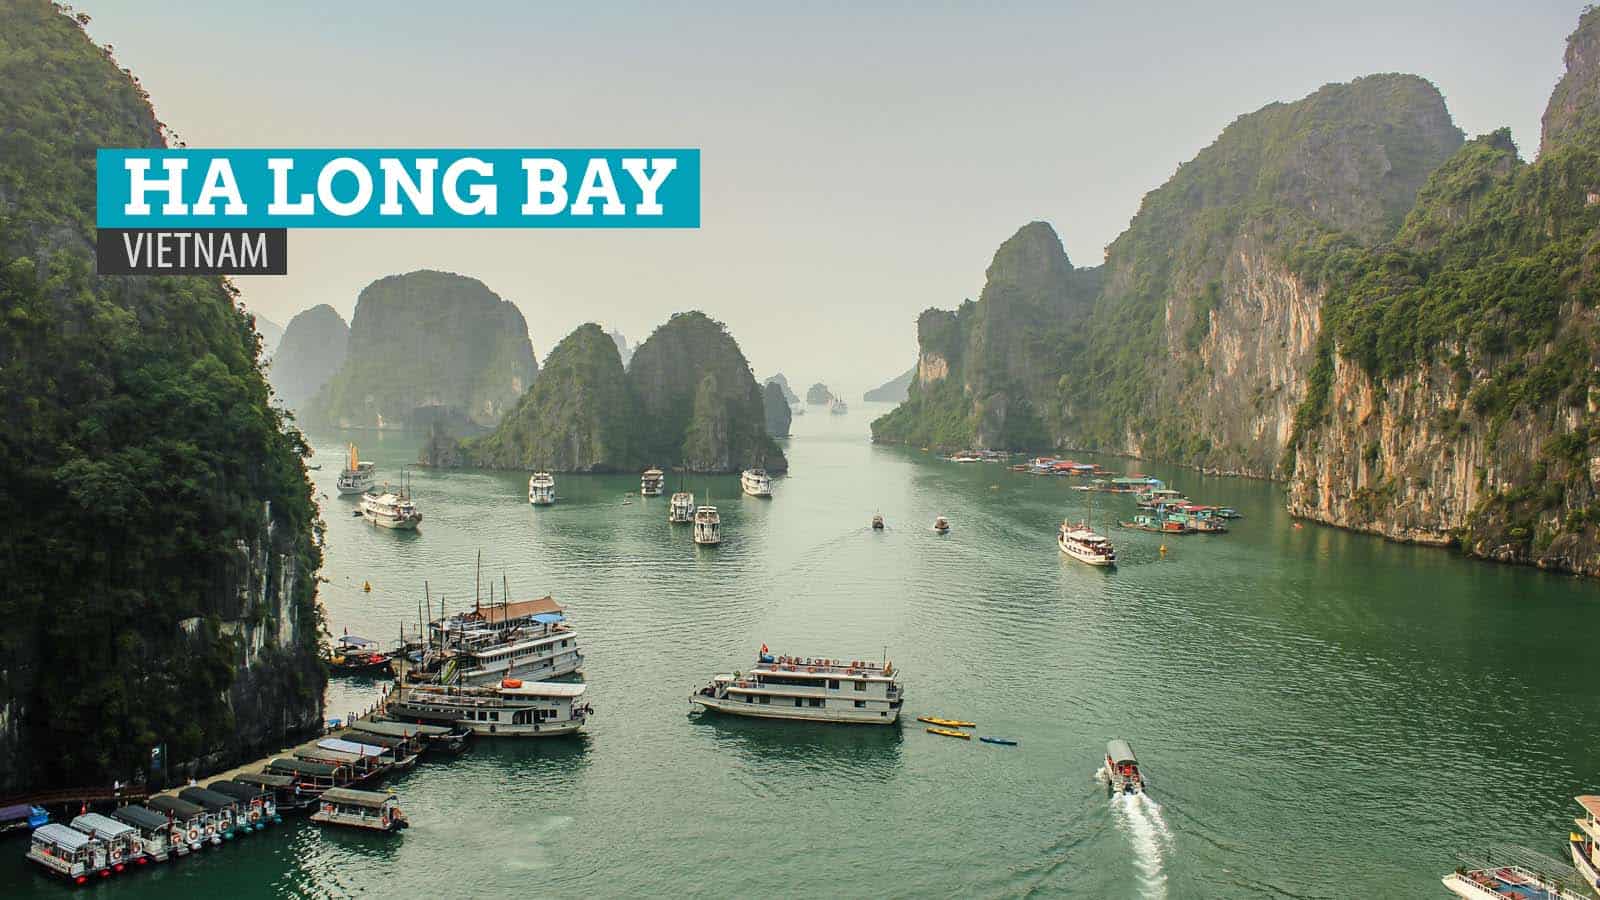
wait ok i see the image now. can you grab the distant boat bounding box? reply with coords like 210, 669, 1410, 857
336, 443, 377, 495
830, 400, 848, 415
1058, 523, 1115, 566
328, 634, 392, 675
740, 468, 772, 497
528, 472, 556, 506
933, 516, 950, 534
641, 467, 665, 497
871, 513, 884, 530
669, 491, 696, 523
693, 506, 722, 545
1105, 739, 1143, 795
362, 474, 422, 530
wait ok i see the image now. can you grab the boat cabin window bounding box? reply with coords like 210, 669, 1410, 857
854, 700, 866, 708
828, 680, 840, 689
744, 695, 753, 703
808, 698, 824, 708
793, 698, 803, 707
853, 681, 866, 691
758, 696, 770, 704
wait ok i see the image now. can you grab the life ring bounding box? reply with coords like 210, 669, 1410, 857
111, 847, 124, 860
204, 824, 215, 837
130, 839, 142, 854
502, 678, 523, 688
187, 827, 199, 843
808, 666, 817, 673
249, 809, 261, 823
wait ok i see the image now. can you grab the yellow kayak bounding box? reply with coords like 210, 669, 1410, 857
917, 716, 976, 728
927, 727, 972, 739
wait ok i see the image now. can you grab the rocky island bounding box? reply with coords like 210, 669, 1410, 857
806, 382, 834, 405
269, 303, 349, 413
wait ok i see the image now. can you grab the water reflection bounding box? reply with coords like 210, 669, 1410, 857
691, 713, 904, 782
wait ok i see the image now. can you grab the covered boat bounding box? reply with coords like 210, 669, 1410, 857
329, 633, 392, 675
145, 795, 209, 851
527, 471, 557, 505
178, 787, 241, 840
1105, 739, 1144, 795
235, 771, 314, 814
311, 788, 409, 832
693, 506, 722, 545
740, 468, 772, 497
207, 779, 280, 827
691, 650, 904, 725
0, 802, 47, 834
669, 491, 695, 523
264, 757, 352, 795
27, 823, 107, 883
109, 806, 173, 862
362, 718, 470, 754
641, 467, 666, 497
336, 444, 377, 495
70, 813, 142, 872
1059, 524, 1116, 567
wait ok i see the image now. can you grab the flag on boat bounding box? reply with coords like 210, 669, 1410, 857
760, 643, 768, 654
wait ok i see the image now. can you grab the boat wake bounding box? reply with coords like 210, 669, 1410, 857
1110, 786, 1172, 899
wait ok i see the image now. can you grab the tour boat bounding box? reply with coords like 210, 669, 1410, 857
336, 444, 377, 495
361, 487, 422, 530
145, 796, 209, 851
691, 650, 904, 724
871, 513, 885, 530
1445, 846, 1589, 900
669, 491, 696, 523
207, 779, 281, 827
528, 472, 557, 506
234, 772, 312, 816
422, 596, 583, 686
109, 806, 173, 862
27, 823, 107, 883
69, 813, 141, 872
1572, 795, 1600, 891
1105, 739, 1144, 795
694, 506, 722, 545
388, 680, 592, 737
641, 467, 665, 497
1135, 488, 1186, 509
831, 400, 849, 415
933, 516, 950, 534
328, 633, 392, 675
1059, 523, 1116, 566
311, 788, 409, 833
177, 787, 241, 840
740, 468, 773, 497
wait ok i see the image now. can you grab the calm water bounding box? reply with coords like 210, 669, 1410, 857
8, 403, 1600, 898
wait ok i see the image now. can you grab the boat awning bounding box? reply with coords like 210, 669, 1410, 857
234, 773, 295, 789
337, 635, 377, 647
334, 730, 406, 749
0, 803, 34, 824
1107, 739, 1137, 764
207, 781, 268, 802
34, 823, 93, 850
71, 813, 134, 840
497, 681, 587, 698
179, 787, 237, 811
267, 758, 341, 777
532, 613, 563, 624
318, 738, 389, 758
353, 719, 451, 738
146, 796, 205, 819
320, 788, 394, 808
298, 747, 365, 765
111, 806, 171, 831
1579, 795, 1600, 818
461, 595, 565, 625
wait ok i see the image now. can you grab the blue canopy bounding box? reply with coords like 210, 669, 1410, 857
532, 613, 563, 624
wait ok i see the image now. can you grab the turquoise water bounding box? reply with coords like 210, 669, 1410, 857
6, 403, 1599, 897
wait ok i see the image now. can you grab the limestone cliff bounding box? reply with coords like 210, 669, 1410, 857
312, 270, 537, 430
806, 383, 834, 405
0, 1, 323, 792
864, 367, 914, 403
269, 304, 349, 413
764, 380, 792, 437
766, 373, 799, 405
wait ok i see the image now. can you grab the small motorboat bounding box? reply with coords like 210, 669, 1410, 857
979, 736, 1018, 746
1106, 739, 1144, 795
916, 716, 975, 728
871, 514, 885, 530
933, 516, 950, 534
926, 727, 971, 740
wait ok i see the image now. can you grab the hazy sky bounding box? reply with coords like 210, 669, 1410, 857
82, 1, 1581, 397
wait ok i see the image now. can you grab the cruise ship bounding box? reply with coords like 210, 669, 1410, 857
669, 491, 695, 523
693, 506, 722, 545
388, 680, 591, 737
362, 487, 422, 530
1058, 523, 1115, 566
740, 468, 772, 497
424, 596, 583, 685
528, 472, 556, 505
1572, 796, 1600, 891
641, 467, 665, 497
691, 650, 903, 724
1445, 846, 1589, 900
336, 444, 377, 495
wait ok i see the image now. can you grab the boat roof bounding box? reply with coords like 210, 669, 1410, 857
0, 803, 35, 823
318, 738, 390, 758
1578, 795, 1600, 818
459, 595, 565, 625
337, 634, 377, 647
146, 795, 205, 818
298, 747, 366, 765
207, 780, 268, 800
111, 806, 171, 831
71, 812, 134, 839
497, 681, 587, 698
1063, 529, 1109, 541
320, 787, 395, 808
179, 787, 237, 809
643, 468, 664, 475
34, 823, 95, 849
1107, 739, 1137, 763
333, 729, 406, 748
356, 719, 453, 738
234, 772, 296, 788
267, 757, 341, 776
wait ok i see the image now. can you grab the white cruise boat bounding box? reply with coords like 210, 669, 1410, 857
336, 444, 377, 495
362, 487, 422, 530
528, 472, 556, 505
740, 468, 772, 497
1059, 522, 1115, 566
693, 506, 722, 545
1445, 846, 1590, 900
426, 596, 583, 685
692, 651, 903, 724
27, 823, 107, 884
669, 491, 696, 523
641, 467, 665, 497
388, 680, 591, 737
1572, 796, 1600, 892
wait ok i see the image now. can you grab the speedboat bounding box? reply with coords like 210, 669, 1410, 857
871, 513, 885, 530
1105, 739, 1143, 795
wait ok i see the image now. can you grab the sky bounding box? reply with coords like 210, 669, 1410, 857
80, 0, 1583, 398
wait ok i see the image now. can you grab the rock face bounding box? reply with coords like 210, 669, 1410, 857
269, 304, 349, 413
1541, 7, 1600, 157
460, 324, 635, 471
864, 367, 914, 403
806, 383, 834, 405
629, 312, 787, 473
764, 380, 792, 437
253, 313, 284, 358
609, 328, 634, 368
0, 1, 323, 793
312, 270, 536, 430
765, 373, 798, 405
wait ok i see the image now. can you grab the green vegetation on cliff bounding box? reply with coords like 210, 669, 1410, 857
863, 367, 914, 403
313, 270, 537, 430
0, 2, 323, 791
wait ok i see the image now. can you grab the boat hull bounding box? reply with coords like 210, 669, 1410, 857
1573, 839, 1600, 893
365, 515, 420, 530
1059, 538, 1115, 566
690, 695, 899, 725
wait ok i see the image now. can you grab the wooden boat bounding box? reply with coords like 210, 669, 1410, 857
311, 788, 408, 832
328, 633, 392, 675
926, 727, 971, 739
916, 716, 975, 728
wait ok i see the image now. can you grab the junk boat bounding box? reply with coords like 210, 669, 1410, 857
1572, 795, 1600, 890
933, 516, 950, 534
641, 467, 666, 497
388, 680, 592, 737
740, 468, 773, 497
1444, 846, 1589, 899
1059, 523, 1116, 567
871, 513, 885, 530
669, 491, 696, 523
27, 823, 107, 884
528, 472, 557, 506
362, 483, 422, 530
0, 803, 47, 835
109, 806, 173, 862
336, 444, 377, 495
69, 813, 142, 872
328, 633, 392, 675
208, 779, 281, 827
145, 796, 212, 850
691, 649, 904, 725
1105, 739, 1144, 795
693, 506, 722, 545
831, 400, 848, 415
311, 788, 409, 833
420, 596, 583, 686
